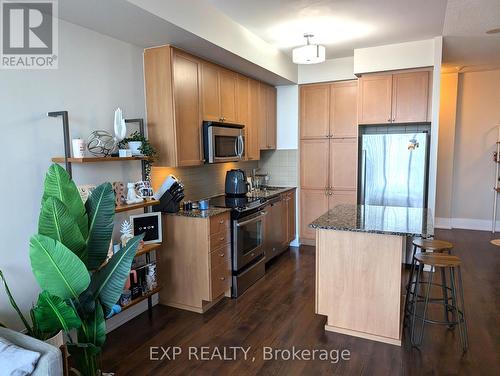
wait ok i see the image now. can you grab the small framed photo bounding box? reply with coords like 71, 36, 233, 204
130, 212, 162, 244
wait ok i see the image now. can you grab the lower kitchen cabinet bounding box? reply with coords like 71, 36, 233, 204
300, 189, 329, 243
328, 189, 357, 208
159, 212, 231, 313
283, 190, 296, 245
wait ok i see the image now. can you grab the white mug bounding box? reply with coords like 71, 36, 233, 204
72, 138, 85, 158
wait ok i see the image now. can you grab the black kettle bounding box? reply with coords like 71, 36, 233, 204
225, 169, 248, 196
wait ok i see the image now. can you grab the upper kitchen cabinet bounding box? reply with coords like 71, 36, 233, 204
144, 46, 203, 167
358, 71, 430, 125
391, 71, 429, 123
201, 63, 238, 123
357, 75, 393, 125
300, 84, 330, 139
330, 81, 358, 138
300, 80, 358, 139
259, 83, 277, 150
247, 78, 261, 160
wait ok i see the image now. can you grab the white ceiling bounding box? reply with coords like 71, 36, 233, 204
207, 0, 448, 59
442, 0, 500, 68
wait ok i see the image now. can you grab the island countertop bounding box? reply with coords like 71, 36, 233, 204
309, 204, 433, 237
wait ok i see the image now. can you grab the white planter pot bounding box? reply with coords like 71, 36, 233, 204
44, 330, 64, 348
128, 141, 142, 156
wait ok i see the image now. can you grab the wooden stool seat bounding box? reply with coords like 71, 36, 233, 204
414, 253, 461, 267
412, 238, 453, 252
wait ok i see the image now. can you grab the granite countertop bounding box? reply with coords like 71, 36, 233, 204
309, 204, 434, 237
165, 207, 231, 219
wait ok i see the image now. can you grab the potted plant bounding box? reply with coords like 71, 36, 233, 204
15, 163, 143, 375
118, 131, 157, 181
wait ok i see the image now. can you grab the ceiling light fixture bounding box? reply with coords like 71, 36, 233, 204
292, 33, 326, 65
486, 28, 500, 34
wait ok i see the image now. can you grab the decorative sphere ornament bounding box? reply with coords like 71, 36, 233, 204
87, 130, 117, 157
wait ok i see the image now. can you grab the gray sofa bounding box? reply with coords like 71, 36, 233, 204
0, 327, 63, 376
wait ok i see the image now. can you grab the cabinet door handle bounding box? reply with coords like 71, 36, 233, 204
220, 237, 225, 241
219, 276, 225, 281
219, 253, 225, 257
219, 219, 224, 224
387, 118, 392, 122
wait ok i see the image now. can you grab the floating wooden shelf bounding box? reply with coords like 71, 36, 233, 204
136, 243, 161, 257
108, 287, 161, 320
115, 199, 158, 213
51, 156, 150, 163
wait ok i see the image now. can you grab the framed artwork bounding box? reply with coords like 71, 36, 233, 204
130, 212, 162, 244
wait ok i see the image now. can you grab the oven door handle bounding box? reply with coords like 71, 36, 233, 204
236, 211, 267, 227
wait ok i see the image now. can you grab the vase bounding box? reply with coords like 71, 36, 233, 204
128, 141, 142, 156
44, 329, 64, 348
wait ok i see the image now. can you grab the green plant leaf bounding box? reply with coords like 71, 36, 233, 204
0, 269, 33, 335
85, 183, 115, 270
29, 234, 90, 301
32, 291, 81, 333
78, 303, 106, 347
90, 234, 144, 313
67, 342, 101, 375
42, 164, 88, 239
38, 197, 87, 261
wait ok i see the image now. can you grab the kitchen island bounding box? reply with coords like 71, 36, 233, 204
310, 204, 433, 346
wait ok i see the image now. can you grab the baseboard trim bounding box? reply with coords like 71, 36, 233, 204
435, 217, 497, 232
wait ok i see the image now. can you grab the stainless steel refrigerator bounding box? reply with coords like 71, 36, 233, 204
358, 126, 430, 208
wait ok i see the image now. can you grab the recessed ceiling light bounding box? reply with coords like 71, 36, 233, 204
486, 28, 500, 34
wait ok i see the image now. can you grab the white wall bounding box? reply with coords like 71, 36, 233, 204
0, 20, 146, 329
298, 56, 356, 84
276, 85, 299, 150
353, 39, 435, 74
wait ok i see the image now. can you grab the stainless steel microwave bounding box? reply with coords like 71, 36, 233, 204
203, 121, 245, 163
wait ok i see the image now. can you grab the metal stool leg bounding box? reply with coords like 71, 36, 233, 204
457, 266, 469, 352
440, 267, 451, 325
416, 265, 434, 346
410, 262, 427, 346
404, 244, 418, 326
450, 267, 466, 351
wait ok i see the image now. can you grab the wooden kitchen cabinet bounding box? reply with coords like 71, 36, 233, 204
201, 63, 238, 123
145, 45, 276, 166
391, 71, 429, 123
259, 83, 277, 150
329, 138, 358, 190
283, 190, 296, 244
328, 189, 357, 209
358, 71, 430, 124
330, 81, 358, 138
358, 74, 393, 125
300, 84, 330, 139
299, 80, 358, 243
300, 139, 329, 190
159, 212, 231, 313
144, 46, 203, 167
247, 79, 261, 160
300, 189, 328, 241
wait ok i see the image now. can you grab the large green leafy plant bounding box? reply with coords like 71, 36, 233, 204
27, 163, 143, 375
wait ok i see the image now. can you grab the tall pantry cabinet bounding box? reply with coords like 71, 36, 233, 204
299, 81, 358, 242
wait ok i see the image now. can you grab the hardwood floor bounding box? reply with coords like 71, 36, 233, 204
102, 229, 500, 375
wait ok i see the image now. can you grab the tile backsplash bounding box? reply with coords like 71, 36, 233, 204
257, 149, 298, 187
151, 161, 258, 201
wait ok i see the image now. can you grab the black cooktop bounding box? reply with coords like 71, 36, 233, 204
210, 194, 266, 212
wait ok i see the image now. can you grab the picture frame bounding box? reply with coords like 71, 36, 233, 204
130, 212, 162, 244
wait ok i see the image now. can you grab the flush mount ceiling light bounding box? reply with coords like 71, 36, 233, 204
292, 34, 325, 65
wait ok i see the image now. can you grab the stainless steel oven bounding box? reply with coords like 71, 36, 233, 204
203, 121, 244, 163
232, 209, 266, 271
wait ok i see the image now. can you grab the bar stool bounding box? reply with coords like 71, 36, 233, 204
404, 238, 453, 324
408, 253, 468, 352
